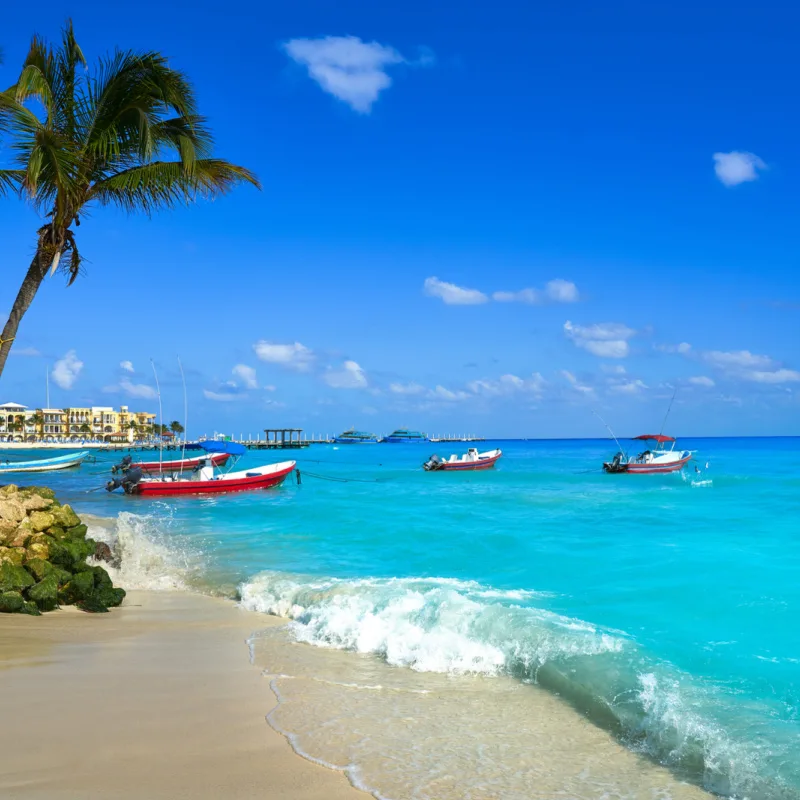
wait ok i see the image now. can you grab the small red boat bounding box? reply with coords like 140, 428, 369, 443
135, 453, 230, 472
423, 448, 502, 471
132, 459, 296, 496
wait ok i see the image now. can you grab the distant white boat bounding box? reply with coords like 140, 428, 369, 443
0, 451, 91, 473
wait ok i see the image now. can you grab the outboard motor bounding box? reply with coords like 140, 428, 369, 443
423, 454, 444, 472
105, 466, 144, 493
111, 455, 134, 474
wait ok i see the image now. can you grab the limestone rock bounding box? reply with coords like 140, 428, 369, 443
0, 590, 24, 613
22, 486, 56, 500
28, 574, 59, 612
0, 519, 17, 544
66, 523, 88, 539
29, 511, 56, 533
93, 541, 115, 564
25, 541, 50, 561
0, 500, 26, 524
0, 561, 35, 592
46, 526, 66, 541
0, 484, 19, 496
23, 494, 53, 512
52, 504, 80, 529
4, 547, 26, 566
25, 557, 53, 582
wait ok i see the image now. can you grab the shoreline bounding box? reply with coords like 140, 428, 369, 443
0, 590, 368, 800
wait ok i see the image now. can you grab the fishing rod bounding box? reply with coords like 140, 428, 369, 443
659, 387, 678, 438
592, 409, 627, 458
150, 359, 164, 475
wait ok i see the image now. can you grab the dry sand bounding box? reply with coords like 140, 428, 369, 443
0, 590, 368, 800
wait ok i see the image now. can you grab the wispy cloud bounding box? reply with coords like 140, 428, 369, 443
253, 341, 315, 371
284, 36, 428, 113
389, 381, 426, 395
203, 389, 241, 402
493, 279, 579, 305
561, 370, 594, 395
688, 376, 715, 387
10, 346, 41, 358
429, 385, 470, 401
743, 369, 800, 384
656, 342, 692, 355
713, 151, 766, 187
232, 364, 258, 389
119, 379, 157, 399
702, 350, 773, 370
324, 360, 368, 389
564, 321, 635, 358
467, 373, 546, 396
608, 379, 648, 395
120, 360, 134, 373
424, 277, 488, 305
52, 350, 83, 389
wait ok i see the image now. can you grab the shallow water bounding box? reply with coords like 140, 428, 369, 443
9, 437, 800, 799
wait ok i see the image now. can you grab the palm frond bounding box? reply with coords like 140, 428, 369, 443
14, 35, 57, 118
90, 159, 260, 213
0, 168, 24, 196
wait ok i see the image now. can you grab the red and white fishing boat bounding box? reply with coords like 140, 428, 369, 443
106, 442, 295, 496
113, 452, 230, 474
603, 435, 693, 474
423, 447, 502, 472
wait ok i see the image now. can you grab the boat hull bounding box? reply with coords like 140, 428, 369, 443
133, 461, 295, 496
426, 450, 502, 471
0, 451, 90, 473
603, 454, 692, 474
133, 453, 230, 472
383, 437, 429, 444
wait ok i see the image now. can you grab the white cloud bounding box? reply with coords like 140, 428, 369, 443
389, 381, 426, 395
702, 350, 774, 370
119, 379, 157, 399
232, 364, 258, 389
657, 342, 692, 355
324, 360, 368, 389
429, 385, 470, 401
51, 350, 83, 389
742, 369, 800, 384
492, 288, 541, 304
203, 389, 242, 402
253, 341, 315, 371
545, 279, 580, 303
609, 379, 648, 395
688, 376, 715, 387
601, 364, 626, 375
284, 36, 410, 113
713, 151, 766, 187
467, 373, 546, 396
561, 370, 594, 394
120, 360, 134, 373
424, 276, 488, 305
492, 279, 579, 305
264, 384, 277, 392
564, 320, 635, 359
10, 346, 41, 357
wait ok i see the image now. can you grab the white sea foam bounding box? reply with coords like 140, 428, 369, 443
86, 510, 200, 591
240, 572, 623, 676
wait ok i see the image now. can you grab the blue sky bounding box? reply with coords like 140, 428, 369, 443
1, 0, 799, 437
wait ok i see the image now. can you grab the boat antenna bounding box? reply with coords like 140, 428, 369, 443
592, 409, 627, 458
659, 387, 678, 438
150, 359, 164, 475
178, 356, 188, 467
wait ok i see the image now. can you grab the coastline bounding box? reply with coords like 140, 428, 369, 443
0, 590, 368, 800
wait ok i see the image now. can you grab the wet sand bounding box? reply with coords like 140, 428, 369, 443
0, 591, 368, 800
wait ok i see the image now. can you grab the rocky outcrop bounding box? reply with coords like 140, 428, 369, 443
0, 485, 125, 614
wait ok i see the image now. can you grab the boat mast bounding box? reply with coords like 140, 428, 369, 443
150, 359, 164, 474
178, 356, 188, 468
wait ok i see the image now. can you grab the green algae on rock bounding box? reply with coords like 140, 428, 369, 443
0, 485, 125, 615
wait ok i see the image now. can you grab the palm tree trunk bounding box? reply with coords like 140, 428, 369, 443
0, 249, 49, 379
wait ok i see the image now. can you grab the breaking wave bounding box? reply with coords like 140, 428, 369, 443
240, 571, 799, 800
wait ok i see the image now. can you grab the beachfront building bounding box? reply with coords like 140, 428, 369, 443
0, 401, 156, 442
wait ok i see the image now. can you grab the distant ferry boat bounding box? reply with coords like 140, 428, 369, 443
334, 429, 381, 444
382, 428, 429, 443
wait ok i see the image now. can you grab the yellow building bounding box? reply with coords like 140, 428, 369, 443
0, 402, 156, 442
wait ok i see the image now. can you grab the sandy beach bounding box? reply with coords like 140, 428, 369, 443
0, 590, 367, 800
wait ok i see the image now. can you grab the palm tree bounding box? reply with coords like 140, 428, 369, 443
0, 21, 259, 377
169, 420, 185, 437
79, 422, 91, 435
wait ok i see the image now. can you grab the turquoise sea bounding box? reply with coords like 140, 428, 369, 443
7, 437, 800, 799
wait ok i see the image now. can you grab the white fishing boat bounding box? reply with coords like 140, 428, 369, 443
0, 451, 91, 473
